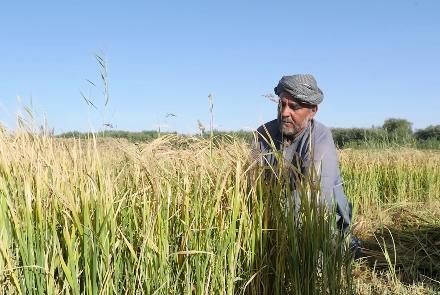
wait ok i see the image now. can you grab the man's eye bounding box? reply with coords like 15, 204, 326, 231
290, 104, 302, 110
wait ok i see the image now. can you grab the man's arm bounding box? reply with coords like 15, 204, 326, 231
312, 127, 352, 231
254, 120, 282, 168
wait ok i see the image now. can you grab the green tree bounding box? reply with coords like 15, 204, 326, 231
331, 127, 387, 148
414, 125, 440, 141
382, 118, 413, 142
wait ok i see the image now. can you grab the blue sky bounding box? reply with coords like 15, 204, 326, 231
1, 1, 439, 134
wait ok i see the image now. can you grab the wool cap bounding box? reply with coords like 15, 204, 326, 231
274, 74, 324, 105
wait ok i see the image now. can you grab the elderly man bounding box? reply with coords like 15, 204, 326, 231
256, 74, 352, 232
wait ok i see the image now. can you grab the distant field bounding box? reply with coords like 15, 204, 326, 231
57, 124, 440, 150
0, 131, 439, 294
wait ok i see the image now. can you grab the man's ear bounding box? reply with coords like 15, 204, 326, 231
310, 105, 318, 118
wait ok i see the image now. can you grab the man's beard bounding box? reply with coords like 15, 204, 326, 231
280, 116, 310, 138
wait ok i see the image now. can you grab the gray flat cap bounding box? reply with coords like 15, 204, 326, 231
274, 74, 324, 105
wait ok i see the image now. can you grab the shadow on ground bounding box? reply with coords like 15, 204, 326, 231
360, 209, 440, 289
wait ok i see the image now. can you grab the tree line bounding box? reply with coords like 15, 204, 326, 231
332, 118, 440, 149
58, 118, 440, 149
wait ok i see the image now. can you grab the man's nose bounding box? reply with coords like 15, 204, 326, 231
281, 105, 291, 118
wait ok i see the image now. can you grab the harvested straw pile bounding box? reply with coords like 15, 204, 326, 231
362, 207, 440, 285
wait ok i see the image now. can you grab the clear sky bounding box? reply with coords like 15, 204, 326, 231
1, 1, 439, 134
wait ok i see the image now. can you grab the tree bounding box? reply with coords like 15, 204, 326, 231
331, 127, 387, 148
414, 125, 440, 141
382, 118, 413, 142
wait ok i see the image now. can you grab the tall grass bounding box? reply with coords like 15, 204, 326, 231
0, 130, 355, 294
339, 149, 440, 215
0, 130, 439, 294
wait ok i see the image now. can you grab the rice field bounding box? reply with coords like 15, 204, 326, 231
0, 129, 439, 294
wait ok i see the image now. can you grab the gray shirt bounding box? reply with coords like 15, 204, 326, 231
256, 119, 352, 230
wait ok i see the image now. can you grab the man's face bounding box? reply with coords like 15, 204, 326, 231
278, 92, 317, 138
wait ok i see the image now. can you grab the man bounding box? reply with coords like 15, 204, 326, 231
256, 74, 352, 231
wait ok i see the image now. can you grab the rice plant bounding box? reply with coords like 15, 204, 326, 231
0, 128, 439, 294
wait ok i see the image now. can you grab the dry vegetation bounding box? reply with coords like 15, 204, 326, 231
0, 130, 439, 294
